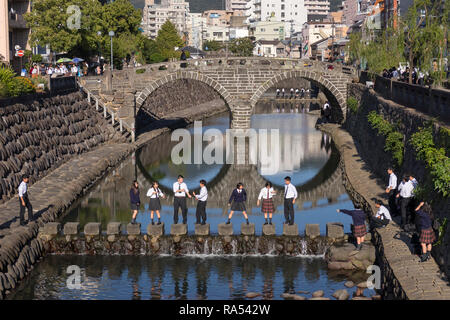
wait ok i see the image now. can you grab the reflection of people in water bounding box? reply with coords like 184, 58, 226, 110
147, 181, 164, 225
257, 182, 276, 225
132, 280, 141, 300
321, 132, 332, 153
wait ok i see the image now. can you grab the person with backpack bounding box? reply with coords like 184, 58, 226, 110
415, 202, 436, 262
146, 181, 164, 225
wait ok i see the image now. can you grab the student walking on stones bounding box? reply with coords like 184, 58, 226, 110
385, 167, 398, 215
226, 183, 249, 225
415, 202, 436, 262
257, 182, 276, 225
147, 181, 164, 225
192, 180, 208, 225
18, 175, 33, 225
370, 199, 391, 230
173, 175, 191, 224
283, 176, 297, 225
337, 206, 367, 250
130, 180, 141, 224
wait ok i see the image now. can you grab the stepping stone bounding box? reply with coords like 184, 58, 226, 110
241, 223, 255, 236
171, 223, 187, 236
147, 223, 165, 237
332, 289, 349, 300
106, 222, 121, 235
84, 222, 101, 237
195, 223, 210, 236
305, 224, 320, 238
127, 223, 141, 236
218, 223, 233, 236
63, 222, 79, 236
344, 281, 354, 288
327, 222, 344, 239
262, 224, 276, 236
312, 290, 324, 297
245, 292, 261, 298
283, 223, 299, 236
43, 222, 61, 236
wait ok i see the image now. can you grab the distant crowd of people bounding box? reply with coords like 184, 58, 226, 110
382, 66, 429, 86
276, 88, 312, 99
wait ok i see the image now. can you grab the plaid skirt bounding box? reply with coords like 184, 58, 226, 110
261, 198, 275, 214
420, 228, 436, 244
353, 224, 367, 238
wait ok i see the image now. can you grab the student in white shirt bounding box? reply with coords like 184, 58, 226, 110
192, 179, 208, 225
257, 182, 276, 225
173, 175, 191, 224
370, 200, 391, 229
396, 176, 415, 228
18, 175, 33, 225
283, 176, 297, 225
147, 181, 164, 225
385, 167, 398, 215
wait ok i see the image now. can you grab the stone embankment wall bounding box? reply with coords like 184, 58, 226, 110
0, 91, 124, 204
344, 84, 450, 292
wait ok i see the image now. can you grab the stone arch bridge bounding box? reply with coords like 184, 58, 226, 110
81, 58, 356, 135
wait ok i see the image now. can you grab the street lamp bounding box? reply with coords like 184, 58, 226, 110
109, 30, 115, 72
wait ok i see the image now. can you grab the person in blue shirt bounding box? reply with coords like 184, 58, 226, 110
226, 183, 249, 225
129, 180, 140, 224
415, 202, 436, 262
337, 206, 367, 250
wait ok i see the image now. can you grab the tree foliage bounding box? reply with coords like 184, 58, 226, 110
203, 40, 223, 52
229, 38, 254, 57
154, 20, 184, 61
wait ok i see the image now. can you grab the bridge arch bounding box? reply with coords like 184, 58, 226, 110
135, 70, 235, 112
249, 70, 347, 122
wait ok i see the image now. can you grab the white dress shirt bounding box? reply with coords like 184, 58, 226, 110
387, 173, 397, 190
173, 182, 189, 197
284, 183, 297, 199
195, 186, 208, 202
258, 187, 275, 200
398, 181, 414, 198
375, 205, 392, 220
18, 181, 27, 197
146, 187, 164, 199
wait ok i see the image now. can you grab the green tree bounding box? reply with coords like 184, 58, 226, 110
203, 40, 223, 52
229, 38, 254, 57
154, 20, 184, 60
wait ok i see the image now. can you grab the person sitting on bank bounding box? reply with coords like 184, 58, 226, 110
226, 183, 249, 225
370, 200, 391, 230
415, 202, 436, 262
337, 206, 367, 250
257, 182, 276, 225
192, 180, 208, 225
130, 180, 141, 225
146, 181, 164, 225
18, 175, 33, 226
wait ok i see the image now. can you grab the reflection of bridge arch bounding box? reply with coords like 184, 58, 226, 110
135, 143, 344, 212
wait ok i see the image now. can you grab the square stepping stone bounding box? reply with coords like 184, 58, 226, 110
84, 222, 101, 236
218, 223, 233, 236
241, 223, 255, 236
195, 224, 210, 236
43, 222, 61, 236
171, 223, 187, 236
305, 224, 320, 238
283, 223, 299, 236
147, 223, 165, 237
127, 223, 141, 236
63, 222, 79, 236
107, 222, 121, 235
262, 224, 276, 236
327, 222, 344, 239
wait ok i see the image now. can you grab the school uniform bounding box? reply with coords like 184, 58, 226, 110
386, 172, 398, 214
18, 181, 33, 224
195, 186, 208, 224
147, 187, 164, 211
341, 209, 367, 238
417, 210, 436, 244
229, 188, 247, 212
258, 187, 275, 214
173, 181, 189, 224
129, 188, 140, 211
397, 180, 414, 226
283, 183, 297, 225
370, 205, 391, 229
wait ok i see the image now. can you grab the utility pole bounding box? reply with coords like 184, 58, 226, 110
289, 20, 294, 58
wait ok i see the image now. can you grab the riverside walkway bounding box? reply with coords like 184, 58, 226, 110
319, 123, 450, 300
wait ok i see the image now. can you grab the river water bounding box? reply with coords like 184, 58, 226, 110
9, 104, 375, 300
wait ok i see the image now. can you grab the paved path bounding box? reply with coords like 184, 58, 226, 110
320, 123, 450, 300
